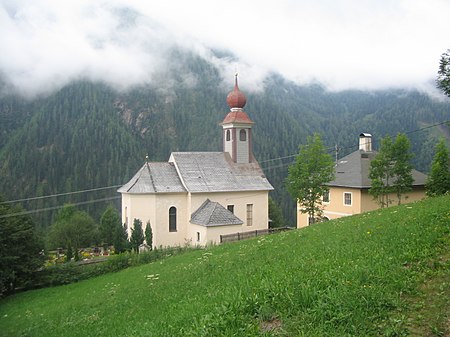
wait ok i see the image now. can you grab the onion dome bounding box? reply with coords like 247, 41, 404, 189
226, 74, 247, 109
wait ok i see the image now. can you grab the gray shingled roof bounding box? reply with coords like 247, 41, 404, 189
190, 199, 244, 227
117, 162, 186, 193
329, 150, 428, 188
169, 152, 273, 193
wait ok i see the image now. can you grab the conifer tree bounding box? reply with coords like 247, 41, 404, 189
130, 219, 144, 253
426, 139, 450, 196
286, 134, 335, 224
145, 221, 153, 250
0, 197, 44, 295
65, 243, 73, 263
113, 223, 130, 254
99, 205, 121, 245
268, 197, 286, 228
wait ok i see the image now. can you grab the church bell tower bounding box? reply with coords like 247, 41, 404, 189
221, 75, 254, 164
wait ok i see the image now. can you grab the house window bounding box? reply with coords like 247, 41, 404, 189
246, 204, 253, 226
125, 206, 128, 227
239, 129, 247, 141
196, 232, 200, 242
169, 206, 177, 232
227, 205, 234, 214
226, 130, 231, 141
344, 192, 352, 206
323, 191, 330, 203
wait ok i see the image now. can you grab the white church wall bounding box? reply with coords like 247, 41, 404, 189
153, 193, 189, 248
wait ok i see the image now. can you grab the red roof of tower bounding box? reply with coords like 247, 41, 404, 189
221, 110, 254, 124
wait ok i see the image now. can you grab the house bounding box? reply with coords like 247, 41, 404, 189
297, 133, 428, 228
118, 76, 273, 247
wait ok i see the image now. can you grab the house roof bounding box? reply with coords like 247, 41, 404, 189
190, 199, 244, 227
117, 162, 186, 193
118, 152, 273, 194
169, 152, 273, 193
329, 149, 428, 188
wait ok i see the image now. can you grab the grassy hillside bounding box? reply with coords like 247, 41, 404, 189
0, 195, 448, 336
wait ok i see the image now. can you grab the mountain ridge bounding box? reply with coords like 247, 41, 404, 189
0, 53, 449, 227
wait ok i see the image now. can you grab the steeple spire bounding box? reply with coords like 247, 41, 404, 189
221, 75, 254, 163
226, 73, 247, 109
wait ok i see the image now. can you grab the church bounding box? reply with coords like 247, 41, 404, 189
118, 76, 273, 248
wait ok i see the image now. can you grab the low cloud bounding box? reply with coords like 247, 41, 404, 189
1, 0, 449, 97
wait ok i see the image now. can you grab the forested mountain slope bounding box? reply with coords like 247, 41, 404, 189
0, 53, 449, 228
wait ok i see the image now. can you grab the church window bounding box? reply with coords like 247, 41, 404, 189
246, 204, 253, 226
239, 129, 247, 141
196, 232, 200, 242
169, 206, 177, 232
227, 205, 234, 214
344, 192, 352, 206
226, 130, 231, 141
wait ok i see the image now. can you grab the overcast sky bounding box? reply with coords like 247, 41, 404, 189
1, 0, 449, 97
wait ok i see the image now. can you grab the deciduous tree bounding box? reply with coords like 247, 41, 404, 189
426, 139, 450, 196
391, 134, 414, 205
369, 134, 414, 207
286, 134, 335, 224
47, 205, 98, 255
437, 48, 450, 97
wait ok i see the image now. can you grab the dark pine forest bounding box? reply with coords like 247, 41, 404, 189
1, 52, 449, 228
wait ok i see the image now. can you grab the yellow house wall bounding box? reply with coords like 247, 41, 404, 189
297, 187, 362, 228
359, 186, 426, 212
297, 185, 427, 228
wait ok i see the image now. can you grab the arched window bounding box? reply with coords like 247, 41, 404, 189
169, 206, 177, 232
226, 130, 231, 141
239, 129, 247, 141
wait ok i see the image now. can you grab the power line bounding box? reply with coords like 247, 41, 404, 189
260, 120, 449, 170
405, 120, 449, 134
1, 120, 448, 208
0, 184, 123, 205
0, 196, 120, 219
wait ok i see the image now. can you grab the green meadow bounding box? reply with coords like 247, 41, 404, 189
0, 195, 448, 336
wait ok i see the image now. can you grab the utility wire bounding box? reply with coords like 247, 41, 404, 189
0, 184, 123, 205
260, 120, 449, 170
0, 196, 121, 219
1, 120, 448, 207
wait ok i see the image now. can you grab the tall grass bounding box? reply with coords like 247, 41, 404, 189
0, 195, 448, 336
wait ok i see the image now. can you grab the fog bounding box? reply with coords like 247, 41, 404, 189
1, 0, 449, 97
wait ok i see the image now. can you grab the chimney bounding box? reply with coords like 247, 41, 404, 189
359, 133, 372, 152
